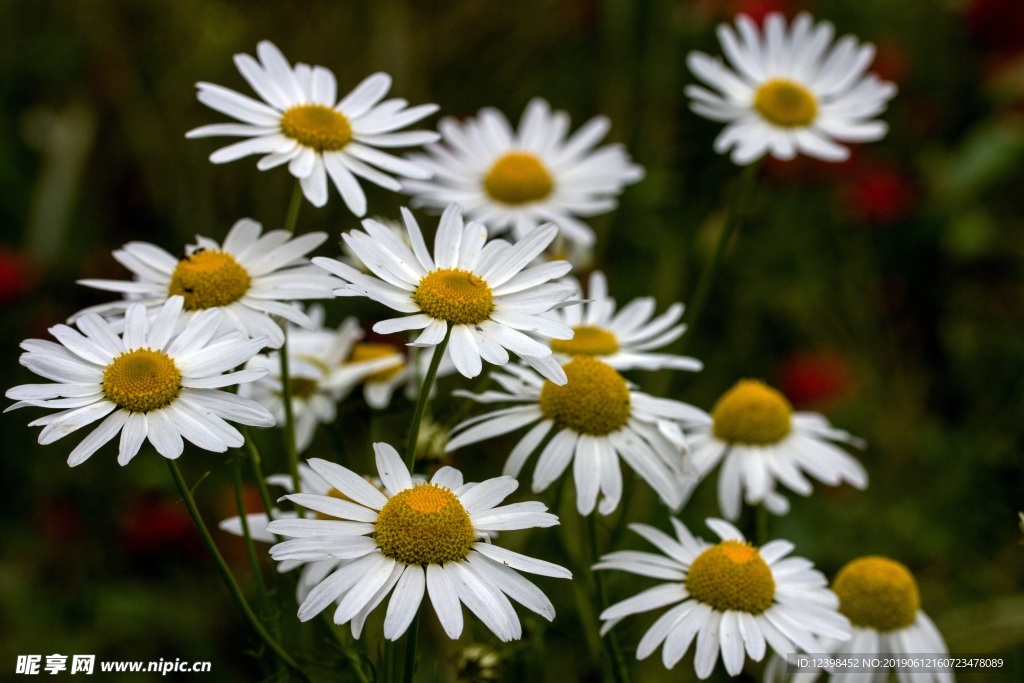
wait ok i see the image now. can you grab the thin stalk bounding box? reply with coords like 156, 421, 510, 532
405, 327, 452, 472
756, 505, 769, 547
231, 455, 268, 594
588, 515, 631, 683
166, 459, 311, 682
402, 613, 421, 683
681, 161, 759, 350
318, 613, 372, 683
283, 180, 303, 234
278, 337, 302, 512
241, 427, 278, 528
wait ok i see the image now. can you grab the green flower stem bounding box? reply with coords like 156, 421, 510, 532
231, 455, 268, 594
318, 613, 372, 683
402, 612, 421, 683
405, 326, 452, 471
241, 427, 278, 531
587, 514, 631, 683
680, 161, 759, 351
283, 180, 303, 234
166, 459, 311, 683
278, 335, 303, 514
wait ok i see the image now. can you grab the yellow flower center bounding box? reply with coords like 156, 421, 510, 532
375, 483, 475, 566
289, 377, 319, 399
102, 348, 182, 413
348, 343, 404, 382
550, 326, 620, 357
168, 249, 252, 311
711, 379, 793, 446
833, 556, 920, 632
483, 152, 554, 205
413, 268, 494, 326
279, 104, 352, 151
753, 79, 818, 128
686, 540, 775, 613
538, 357, 630, 435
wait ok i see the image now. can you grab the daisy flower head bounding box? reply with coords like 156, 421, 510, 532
687, 12, 897, 164
550, 271, 703, 373
402, 98, 644, 247
596, 517, 850, 678
446, 357, 701, 515
685, 379, 867, 520
312, 203, 577, 383
265, 443, 572, 642
240, 312, 406, 452
187, 40, 440, 212
75, 218, 338, 349
771, 556, 951, 683
5, 297, 274, 466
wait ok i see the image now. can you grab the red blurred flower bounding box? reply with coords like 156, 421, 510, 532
0, 246, 40, 307
777, 351, 853, 409
119, 494, 203, 559
731, 0, 792, 24
843, 161, 918, 225
968, 0, 1024, 58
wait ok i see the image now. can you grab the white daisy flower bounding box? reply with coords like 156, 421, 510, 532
445, 357, 701, 515
344, 341, 459, 410
402, 98, 644, 247
684, 379, 867, 520
687, 12, 897, 164
75, 218, 338, 349
549, 271, 703, 373
596, 517, 850, 678
5, 297, 274, 466
265, 443, 572, 642
312, 203, 577, 383
220, 463, 345, 603
240, 312, 406, 452
768, 556, 952, 683
187, 40, 439, 212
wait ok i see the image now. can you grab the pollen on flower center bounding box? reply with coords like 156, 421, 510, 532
375, 483, 475, 565
348, 343, 404, 382
711, 379, 793, 446
168, 249, 252, 311
538, 357, 630, 435
551, 326, 620, 357
483, 152, 554, 205
102, 348, 182, 413
753, 79, 818, 128
833, 556, 920, 632
288, 377, 319, 399
280, 104, 353, 151
413, 268, 494, 325
686, 540, 775, 613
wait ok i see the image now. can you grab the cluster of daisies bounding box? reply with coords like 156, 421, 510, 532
7, 13, 954, 683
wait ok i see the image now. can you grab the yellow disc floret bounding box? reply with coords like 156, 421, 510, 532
711, 379, 793, 446
289, 377, 319, 399
168, 249, 252, 311
832, 556, 920, 632
280, 104, 352, 151
538, 357, 630, 435
413, 268, 494, 325
348, 343, 405, 382
753, 79, 818, 128
686, 540, 775, 613
102, 348, 182, 413
551, 326, 620, 357
484, 152, 554, 205
375, 483, 475, 565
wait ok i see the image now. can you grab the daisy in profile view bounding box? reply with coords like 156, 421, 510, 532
187, 40, 439, 212
75, 218, 338, 349
266, 442, 571, 642
6, 297, 274, 466
402, 98, 643, 247
687, 12, 896, 164
548, 270, 702, 373
683, 379, 867, 520
313, 203, 577, 383
596, 517, 849, 678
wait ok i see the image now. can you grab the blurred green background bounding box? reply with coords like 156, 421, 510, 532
1, 0, 1022, 681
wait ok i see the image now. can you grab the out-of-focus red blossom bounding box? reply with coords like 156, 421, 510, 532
37, 499, 85, 545
777, 351, 854, 409
762, 154, 856, 185
119, 494, 203, 559
968, 0, 1024, 58
843, 161, 918, 225
871, 41, 910, 87
0, 246, 41, 307
729, 0, 792, 24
